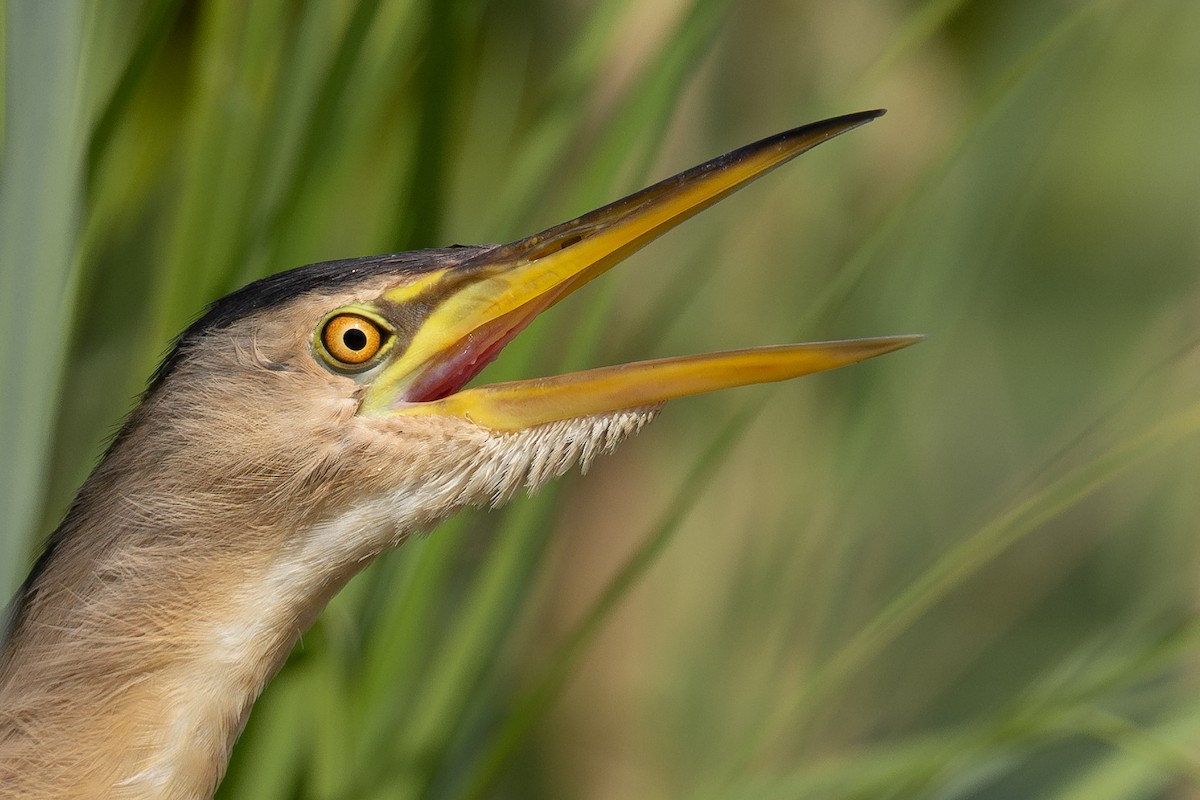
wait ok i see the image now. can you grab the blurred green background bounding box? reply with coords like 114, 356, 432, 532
3, 0, 1200, 797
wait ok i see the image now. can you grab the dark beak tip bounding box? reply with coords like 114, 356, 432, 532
812, 107, 887, 136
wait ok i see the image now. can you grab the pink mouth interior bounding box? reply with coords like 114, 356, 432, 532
402, 297, 555, 403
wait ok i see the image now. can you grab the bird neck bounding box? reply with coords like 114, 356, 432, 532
0, 373, 654, 798
0, 449, 394, 799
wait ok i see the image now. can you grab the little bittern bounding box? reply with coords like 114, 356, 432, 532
0, 110, 917, 798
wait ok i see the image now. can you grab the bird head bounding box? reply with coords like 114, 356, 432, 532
114, 110, 918, 576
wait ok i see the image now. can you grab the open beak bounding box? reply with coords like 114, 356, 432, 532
364, 109, 921, 431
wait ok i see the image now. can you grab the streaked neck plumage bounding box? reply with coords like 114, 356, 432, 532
0, 359, 656, 798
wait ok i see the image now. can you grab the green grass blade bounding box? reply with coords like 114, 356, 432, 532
0, 0, 86, 602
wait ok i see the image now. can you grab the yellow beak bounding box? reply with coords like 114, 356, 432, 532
365, 109, 921, 431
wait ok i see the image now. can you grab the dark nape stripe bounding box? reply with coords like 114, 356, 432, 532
147, 247, 490, 392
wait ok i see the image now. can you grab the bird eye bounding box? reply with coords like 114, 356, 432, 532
320, 313, 387, 367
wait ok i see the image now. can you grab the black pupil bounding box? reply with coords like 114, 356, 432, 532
342, 327, 368, 351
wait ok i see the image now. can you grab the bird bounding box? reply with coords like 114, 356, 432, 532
0, 109, 918, 798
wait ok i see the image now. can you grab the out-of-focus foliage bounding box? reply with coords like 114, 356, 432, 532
2, 0, 1199, 797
